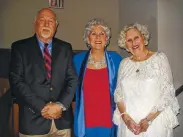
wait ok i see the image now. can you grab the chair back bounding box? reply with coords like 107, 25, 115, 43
0, 78, 10, 97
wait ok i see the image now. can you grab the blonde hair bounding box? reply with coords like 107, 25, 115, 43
118, 23, 150, 49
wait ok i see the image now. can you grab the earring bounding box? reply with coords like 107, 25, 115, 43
126, 48, 129, 52
144, 40, 148, 46
87, 44, 91, 49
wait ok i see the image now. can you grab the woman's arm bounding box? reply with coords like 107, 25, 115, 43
140, 53, 179, 132
114, 60, 141, 134
149, 53, 179, 116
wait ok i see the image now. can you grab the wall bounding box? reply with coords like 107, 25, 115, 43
157, 0, 183, 136
0, 0, 119, 51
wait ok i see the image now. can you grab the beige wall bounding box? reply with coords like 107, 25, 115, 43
0, 0, 119, 51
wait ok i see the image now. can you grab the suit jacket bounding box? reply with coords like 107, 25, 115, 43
9, 35, 78, 135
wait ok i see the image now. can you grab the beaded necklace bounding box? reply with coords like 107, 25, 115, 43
88, 53, 106, 69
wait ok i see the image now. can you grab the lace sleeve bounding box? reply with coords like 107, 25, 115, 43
151, 53, 180, 114
114, 60, 125, 103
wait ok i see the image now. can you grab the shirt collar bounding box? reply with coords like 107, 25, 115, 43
37, 38, 52, 49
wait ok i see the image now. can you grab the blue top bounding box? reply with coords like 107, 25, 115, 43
73, 50, 122, 137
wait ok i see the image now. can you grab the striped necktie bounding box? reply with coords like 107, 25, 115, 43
43, 43, 52, 80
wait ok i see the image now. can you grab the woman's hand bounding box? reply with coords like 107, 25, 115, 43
122, 114, 141, 135
139, 112, 158, 133
139, 118, 150, 132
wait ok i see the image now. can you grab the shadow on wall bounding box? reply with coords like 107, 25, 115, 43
0, 49, 11, 78
0, 1, 11, 48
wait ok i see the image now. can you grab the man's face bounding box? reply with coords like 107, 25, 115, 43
35, 9, 57, 43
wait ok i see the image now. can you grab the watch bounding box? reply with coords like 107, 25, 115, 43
148, 120, 152, 125
56, 102, 66, 111
145, 117, 152, 125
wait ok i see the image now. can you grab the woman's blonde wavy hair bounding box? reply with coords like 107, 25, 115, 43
118, 23, 150, 49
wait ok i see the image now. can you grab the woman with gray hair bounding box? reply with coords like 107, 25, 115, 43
113, 23, 180, 137
73, 18, 122, 137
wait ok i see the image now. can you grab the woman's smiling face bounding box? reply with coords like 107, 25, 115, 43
87, 25, 107, 51
125, 28, 146, 55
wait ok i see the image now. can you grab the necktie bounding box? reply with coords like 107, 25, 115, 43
43, 43, 52, 80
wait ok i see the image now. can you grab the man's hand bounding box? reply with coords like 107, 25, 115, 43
41, 102, 63, 119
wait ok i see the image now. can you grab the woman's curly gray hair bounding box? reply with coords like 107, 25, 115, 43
83, 18, 111, 47
118, 23, 150, 49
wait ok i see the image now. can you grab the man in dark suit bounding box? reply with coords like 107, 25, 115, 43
9, 8, 77, 137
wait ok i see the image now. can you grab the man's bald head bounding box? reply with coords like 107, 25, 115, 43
34, 8, 58, 43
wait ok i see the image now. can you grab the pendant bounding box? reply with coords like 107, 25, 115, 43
136, 69, 140, 73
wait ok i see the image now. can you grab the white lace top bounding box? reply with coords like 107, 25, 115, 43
113, 52, 180, 137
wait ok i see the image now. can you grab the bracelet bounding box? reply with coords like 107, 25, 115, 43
120, 112, 128, 116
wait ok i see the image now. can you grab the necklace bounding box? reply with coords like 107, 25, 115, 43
133, 50, 149, 73
133, 50, 149, 62
88, 53, 106, 69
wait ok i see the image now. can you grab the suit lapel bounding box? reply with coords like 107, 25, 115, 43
51, 39, 61, 84
30, 35, 45, 74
